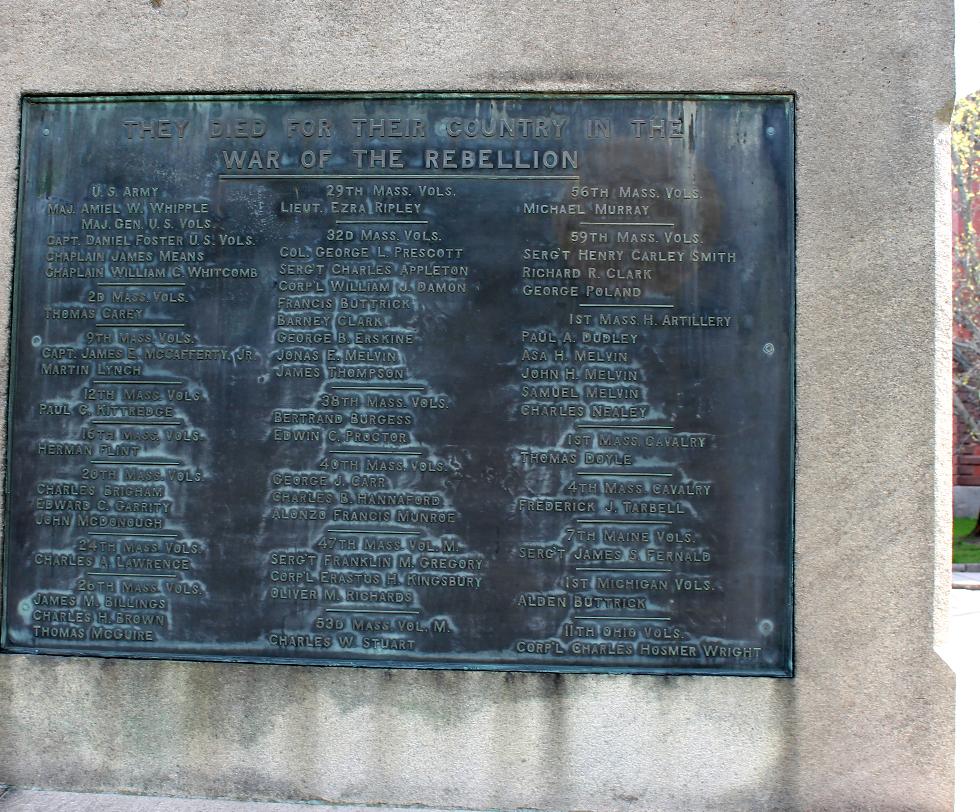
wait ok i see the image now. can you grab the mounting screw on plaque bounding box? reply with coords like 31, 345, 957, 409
763, 342, 775, 356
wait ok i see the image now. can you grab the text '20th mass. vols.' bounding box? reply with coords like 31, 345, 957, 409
1, 95, 794, 675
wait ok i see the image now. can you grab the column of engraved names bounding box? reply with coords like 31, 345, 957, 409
24, 183, 217, 647
512, 172, 728, 664
261, 167, 485, 658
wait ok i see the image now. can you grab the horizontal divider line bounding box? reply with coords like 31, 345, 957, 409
92, 380, 182, 385
577, 303, 673, 309
575, 471, 672, 477
575, 519, 673, 525
88, 459, 182, 466
219, 173, 579, 181
88, 531, 180, 538
91, 420, 183, 426
573, 567, 670, 572
325, 528, 421, 536
337, 219, 428, 224
327, 449, 423, 456
320, 608, 421, 615
575, 423, 673, 430
328, 385, 426, 391
86, 571, 178, 579
578, 221, 673, 227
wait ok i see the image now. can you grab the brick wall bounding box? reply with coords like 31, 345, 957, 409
955, 412, 980, 485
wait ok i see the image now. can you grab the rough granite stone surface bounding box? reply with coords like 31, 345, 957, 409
0, 788, 461, 811
0, 1, 956, 810
16, 787, 474, 811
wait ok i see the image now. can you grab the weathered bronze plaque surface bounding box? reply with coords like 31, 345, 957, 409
1, 94, 794, 675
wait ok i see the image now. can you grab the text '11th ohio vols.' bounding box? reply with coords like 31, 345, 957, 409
1, 94, 794, 675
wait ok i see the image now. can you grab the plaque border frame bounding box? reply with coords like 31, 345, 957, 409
0, 92, 796, 678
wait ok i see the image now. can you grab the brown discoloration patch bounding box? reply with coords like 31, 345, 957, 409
150, 0, 163, 8
937, 98, 955, 124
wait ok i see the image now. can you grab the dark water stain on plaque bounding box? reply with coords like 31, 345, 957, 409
0, 94, 794, 675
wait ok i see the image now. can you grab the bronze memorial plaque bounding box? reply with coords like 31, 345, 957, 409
1, 94, 794, 675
